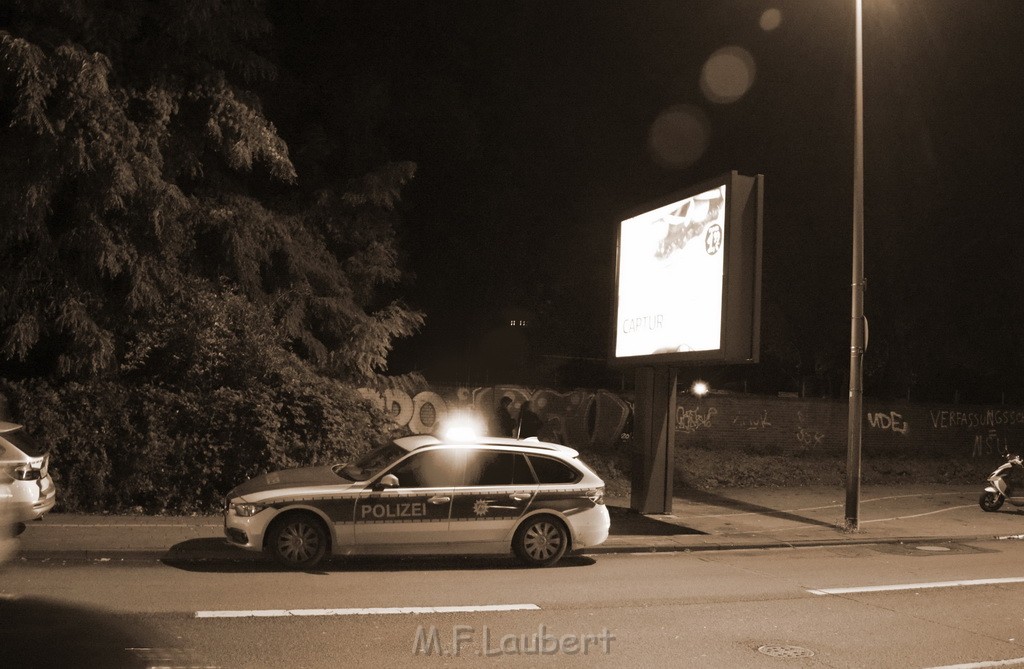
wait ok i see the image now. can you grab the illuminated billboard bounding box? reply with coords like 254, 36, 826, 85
611, 171, 763, 366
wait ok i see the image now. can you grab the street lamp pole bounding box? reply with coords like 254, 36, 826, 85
845, 0, 866, 530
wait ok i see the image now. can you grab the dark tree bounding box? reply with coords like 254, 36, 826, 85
0, 0, 422, 384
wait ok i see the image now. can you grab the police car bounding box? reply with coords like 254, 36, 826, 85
223, 435, 610, 569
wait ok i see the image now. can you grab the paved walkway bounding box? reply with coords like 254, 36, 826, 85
10, 485, 1024, 562
602, 485, 1024, 552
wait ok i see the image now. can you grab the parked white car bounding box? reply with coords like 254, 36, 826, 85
0, 422, 56, 528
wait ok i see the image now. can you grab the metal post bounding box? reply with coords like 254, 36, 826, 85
630, 366, 677, 514
845, 0, 865, 531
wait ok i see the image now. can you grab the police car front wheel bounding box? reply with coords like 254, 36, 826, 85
268, 513, 329, 569
513, 515, 569, 567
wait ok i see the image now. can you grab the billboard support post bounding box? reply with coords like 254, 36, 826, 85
630, 366, 677, 514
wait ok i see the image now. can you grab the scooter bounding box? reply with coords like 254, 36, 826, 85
980, 452, 1024, 511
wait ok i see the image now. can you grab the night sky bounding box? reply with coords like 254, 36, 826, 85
267, 1, 1024, 400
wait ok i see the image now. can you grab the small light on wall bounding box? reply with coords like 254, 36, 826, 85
691, 380, 709, 397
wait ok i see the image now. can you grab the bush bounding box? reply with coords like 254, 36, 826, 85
0, 376, 391, 514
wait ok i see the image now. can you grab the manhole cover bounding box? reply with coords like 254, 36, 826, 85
916, 545, 951, 552
758, 644, 815, 659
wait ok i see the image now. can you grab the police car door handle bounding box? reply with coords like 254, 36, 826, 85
428, 496, 451, 504
509, 493, 531, 502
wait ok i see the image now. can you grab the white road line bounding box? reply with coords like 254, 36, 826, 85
808, 576, 1024, 596
860, 504, 976, 523
195, 603, 541, 619
686, 492, 968, 519
924, 657, 1024, 669
712, 502, 978, 536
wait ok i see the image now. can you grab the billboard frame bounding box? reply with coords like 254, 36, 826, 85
609, 170, 763, 368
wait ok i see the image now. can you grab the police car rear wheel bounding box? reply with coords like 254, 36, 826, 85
268, 514, 328, 569
513, 516, 568, 567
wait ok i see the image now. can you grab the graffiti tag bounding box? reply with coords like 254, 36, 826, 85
972, 429, 1007, 458
734, 410, 772, 431
866, 411, 909, 435
930, 409, 1024, 429
677, 407, 717, 433
795, 427, 825, 447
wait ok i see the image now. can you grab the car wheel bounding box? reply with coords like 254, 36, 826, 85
513, 515, 568, 567
268, 513, 328, 569
980, 491, 1004, 512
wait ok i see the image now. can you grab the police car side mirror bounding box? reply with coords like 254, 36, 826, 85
374, 474, 399, 490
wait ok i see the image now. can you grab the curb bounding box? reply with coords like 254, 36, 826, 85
15, 548, 267, 563
586, 534, 1005, 554
14, 534, 1009, 563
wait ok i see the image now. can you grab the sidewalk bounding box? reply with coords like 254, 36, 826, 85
12, 485, 1024, 562
600, 485, 1024, 553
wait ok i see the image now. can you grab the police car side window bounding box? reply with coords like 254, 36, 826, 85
464, 451, 535, 487
509, 454, 535, 485
527, 456, 581, 484
387, 450, 463, 488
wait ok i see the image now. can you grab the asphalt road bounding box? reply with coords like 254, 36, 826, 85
4, 543, 1024, 668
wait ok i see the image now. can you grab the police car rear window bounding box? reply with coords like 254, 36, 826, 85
465, 451, 534, 486
527, 455, 581, 484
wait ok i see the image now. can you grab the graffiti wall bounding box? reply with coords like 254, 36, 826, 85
358, 386, 631, 450
674, 395, 1024, 458
358, 384, 1024, 458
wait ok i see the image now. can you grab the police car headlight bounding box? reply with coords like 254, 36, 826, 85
231, 503, 268, 517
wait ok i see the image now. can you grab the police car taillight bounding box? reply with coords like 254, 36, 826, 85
587, 489, 605, 505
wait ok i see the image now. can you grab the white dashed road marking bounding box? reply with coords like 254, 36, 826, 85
923, 657, 1024, 669
195, 603, 540, 618
808, 576, 1024, 596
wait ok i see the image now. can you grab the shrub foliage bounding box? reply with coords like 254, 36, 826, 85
2, 374, 391, 514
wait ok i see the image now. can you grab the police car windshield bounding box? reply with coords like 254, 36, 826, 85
334, 442, 406, 481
